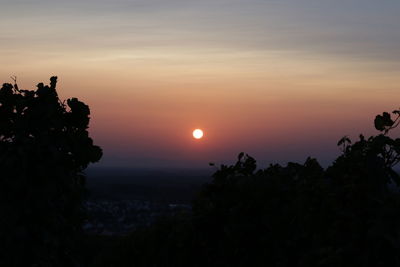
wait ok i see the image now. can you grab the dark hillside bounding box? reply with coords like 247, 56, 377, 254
86, 168, 212, 203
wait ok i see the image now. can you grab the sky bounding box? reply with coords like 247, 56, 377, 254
1, 0, 399, 168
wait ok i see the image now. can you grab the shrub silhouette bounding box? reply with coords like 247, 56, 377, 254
95, 109, 400, 267
0, 77, 102, 266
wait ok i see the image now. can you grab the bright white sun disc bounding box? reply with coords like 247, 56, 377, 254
193, 129, 204, 139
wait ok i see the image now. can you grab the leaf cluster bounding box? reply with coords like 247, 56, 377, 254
374, 109, 400, 134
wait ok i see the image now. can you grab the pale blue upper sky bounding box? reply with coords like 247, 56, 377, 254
2, 0, 399, 64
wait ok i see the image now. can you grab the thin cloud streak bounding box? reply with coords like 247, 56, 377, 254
2, 0, 400, 66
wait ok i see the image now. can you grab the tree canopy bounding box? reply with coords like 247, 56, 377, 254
0, 77, 102, 266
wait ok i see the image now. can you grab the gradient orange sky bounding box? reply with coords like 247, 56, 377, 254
1, 0, 399, 168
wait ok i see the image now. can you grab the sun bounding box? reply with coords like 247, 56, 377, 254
192, 129, 204, 139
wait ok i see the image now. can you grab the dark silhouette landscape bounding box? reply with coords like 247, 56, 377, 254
1, 77, 400, 266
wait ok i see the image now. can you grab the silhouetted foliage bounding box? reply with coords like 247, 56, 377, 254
374, 110, 400, 134
94, 108, 400, 267
0, 77, 102, 266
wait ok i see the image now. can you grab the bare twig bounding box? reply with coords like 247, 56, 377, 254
10, 75, 21, 92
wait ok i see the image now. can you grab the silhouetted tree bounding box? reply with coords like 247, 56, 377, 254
0, 77, 102, 266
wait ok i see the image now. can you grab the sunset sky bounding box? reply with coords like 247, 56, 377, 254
1, 0, 399, 168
